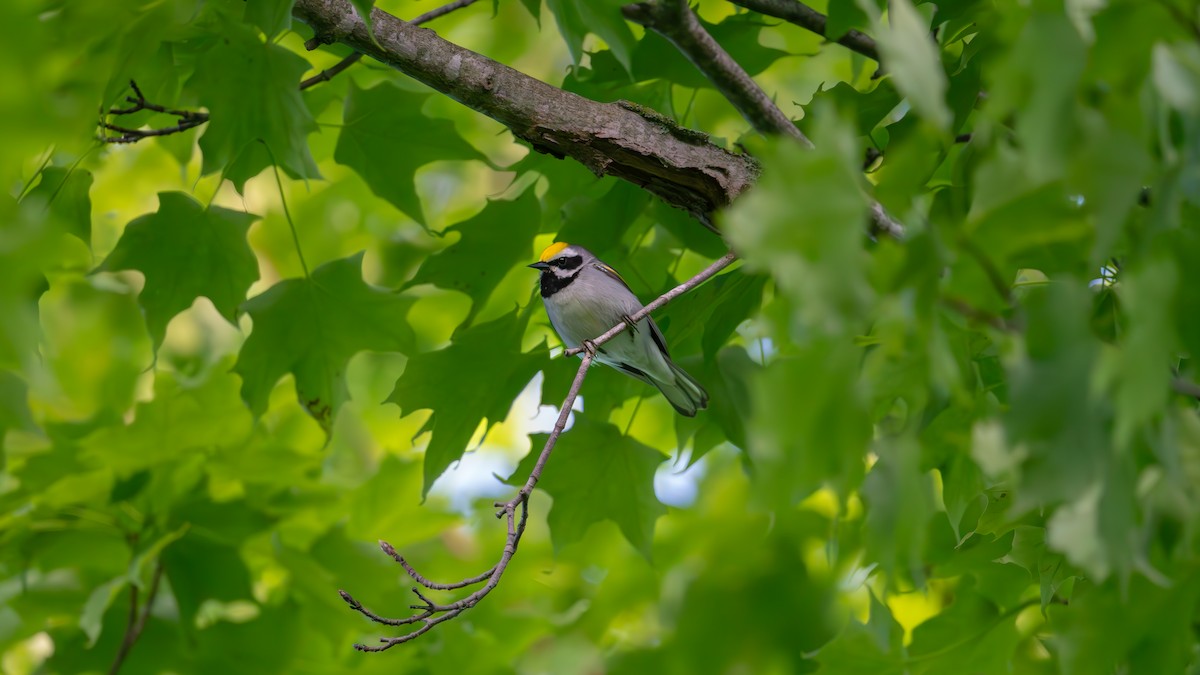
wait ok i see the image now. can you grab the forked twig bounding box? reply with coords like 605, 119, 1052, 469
100, 0, 481, 142
341, 252, 739, 651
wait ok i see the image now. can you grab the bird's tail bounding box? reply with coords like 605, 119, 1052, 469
652, 359, 709, 417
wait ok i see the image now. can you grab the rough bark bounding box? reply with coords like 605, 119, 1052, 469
292, 0, 759, 226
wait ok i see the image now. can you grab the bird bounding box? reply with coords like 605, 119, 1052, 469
528, 242, 708, 416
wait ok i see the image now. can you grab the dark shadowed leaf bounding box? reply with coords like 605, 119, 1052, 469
100, 192, 259, 350
513, 416, 667, 558
388, 305, 547, 495
335, 81, 485, 225
234, 253, 416, 429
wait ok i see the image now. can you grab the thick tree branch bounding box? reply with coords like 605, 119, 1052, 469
292, 0, 759, 226
623, 0, 813, 147
728, 0, 880, 62
299, 0, 484, 89
340, 252, 739, 651
623, 0, 903, 239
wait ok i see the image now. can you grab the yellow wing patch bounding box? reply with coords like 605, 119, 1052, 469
594, 262, 631, 290
539, 241, 570, 262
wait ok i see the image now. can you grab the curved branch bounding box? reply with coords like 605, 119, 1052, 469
292, 0, 759, 226
340, 252, 739, 651
623, 0, 903, 239
728, 0, 880, 62
623, 0, 812, 146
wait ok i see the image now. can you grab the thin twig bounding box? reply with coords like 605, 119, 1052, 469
622, 0, 903, 240
342, 252, 738, 651
99, 81, 210, 144
107, 562, 163, 675
565, 252, 739, 356
299, 53, 365, 89
102, 0, 482, 142
728, 0, 880, 61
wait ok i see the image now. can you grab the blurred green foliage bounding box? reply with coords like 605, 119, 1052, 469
3, 0, 1200, 673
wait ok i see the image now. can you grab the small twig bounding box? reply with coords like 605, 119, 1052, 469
99, 81, 210, 145
107, 562, 163, 675
727, 0, 880, 62
299, 53, 365, 89
103, 0, 483, 142
342, 252, 738, 651
409, 0, 483, 24
622, 0, 903, 239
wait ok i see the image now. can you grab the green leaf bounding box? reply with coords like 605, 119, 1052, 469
1005, 284, 1108, 508
349, 0, 376, 32
234, 253, 416, 429
99, 192, 259, 350
545, 0, 637, 74
244, 0, 295, 37
1153, 42, 1200, 113
335, 81, 485, 225
748, 341, 871, 505
23, 166, 92, 245
800, 81, 900, 138
860, 0, 951, 130
0, 369, 34, 447
190, 20, 320, 190
388, 306, 547, 495
826, 0, 871, 42
161, 534, 256, 640
906, 585, 1024, 675
1050, 572, 1200, 675
723, 127, 870, 338
628, 13, 792, 89
81, 368, 253, 475
1107, 257, 1177, 445
655, 270, 762, 358
816, 594, 904, 673
862, 438, 934, 581
79, 575, 126, 647
513, 417, 667, 558
406, 188, 541, 323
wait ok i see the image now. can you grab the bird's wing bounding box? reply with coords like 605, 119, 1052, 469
591, 262, 633, 292
591, 262, 672, 358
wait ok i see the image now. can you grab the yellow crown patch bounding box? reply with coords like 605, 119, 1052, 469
539, 241, 570, 262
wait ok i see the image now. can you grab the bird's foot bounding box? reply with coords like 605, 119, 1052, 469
581, 340, 598, 357
621, 314, 639, 334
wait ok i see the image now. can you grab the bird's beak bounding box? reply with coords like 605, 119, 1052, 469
528, 262, 551, 270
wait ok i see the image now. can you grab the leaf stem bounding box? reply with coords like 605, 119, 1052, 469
261, 141, 311, 279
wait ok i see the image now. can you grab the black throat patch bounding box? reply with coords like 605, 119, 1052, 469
540, 268, 582, 297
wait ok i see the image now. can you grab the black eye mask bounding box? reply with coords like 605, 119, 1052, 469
551, 255, 583, 270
